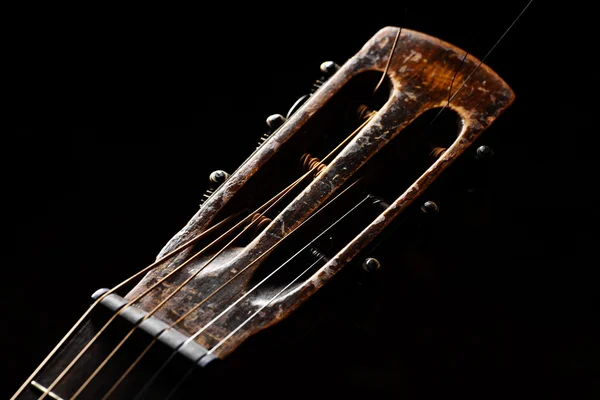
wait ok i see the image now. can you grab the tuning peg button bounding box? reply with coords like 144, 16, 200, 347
320, 61, 340, 76
91, 288, 110, 301
266, 114, 286, 130
362, 258, 381, 272
476, 145, 494, 160
420, 201, 439, 215
209, 170, 229, 184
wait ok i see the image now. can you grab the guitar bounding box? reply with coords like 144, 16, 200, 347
10, 4, 544, 399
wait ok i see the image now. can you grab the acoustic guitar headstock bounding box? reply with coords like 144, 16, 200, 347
16, 26, 516, 400
125, 26, 514, 358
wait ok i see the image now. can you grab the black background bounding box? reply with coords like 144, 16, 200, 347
6, 1, 599, 399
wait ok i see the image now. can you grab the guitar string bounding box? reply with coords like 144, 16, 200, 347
59, 115, 376, 399
139, 192, 371, 400
448, 52, 469, 104
165, 255, 325, 400
8, 212, 237, 400
374, 27, 402, 94
430, 0, 535, 125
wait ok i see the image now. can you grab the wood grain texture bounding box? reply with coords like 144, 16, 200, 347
125, 26, 515, 358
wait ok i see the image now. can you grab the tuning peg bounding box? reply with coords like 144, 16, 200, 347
266, 114, 286, 130
475, 145, 494, 160
369, 196, 390, 211
209, 170, 229, 185
91, 288, 110, 301
362, 257, 381, 272
420, 200, 439, 215
320, 61, 340, 76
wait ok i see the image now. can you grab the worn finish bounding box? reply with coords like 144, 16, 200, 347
124, 27, 515, 359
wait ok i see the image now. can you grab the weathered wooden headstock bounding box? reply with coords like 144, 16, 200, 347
16, 26, 515, 400
127, 26, 514, 357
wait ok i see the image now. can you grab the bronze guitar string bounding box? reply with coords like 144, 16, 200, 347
373, 27, 402, 94
58, 115, 377, 399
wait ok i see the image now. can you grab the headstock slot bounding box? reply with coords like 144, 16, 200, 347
210, 70, 392, 229
352, 107, 463, 204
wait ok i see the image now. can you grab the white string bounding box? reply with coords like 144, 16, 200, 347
209, 255, 325, 355
430, 0, 534, 124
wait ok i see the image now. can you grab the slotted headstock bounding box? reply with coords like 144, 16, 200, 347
14, 26, 516, 400
126, 27, 514, 358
